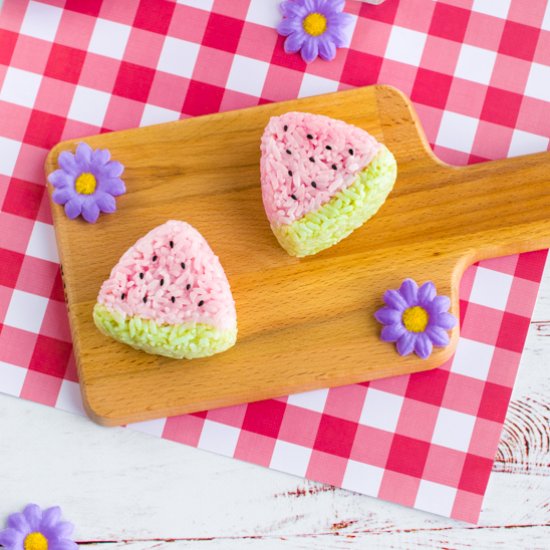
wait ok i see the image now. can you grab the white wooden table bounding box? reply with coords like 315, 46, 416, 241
0, 261, 548, 548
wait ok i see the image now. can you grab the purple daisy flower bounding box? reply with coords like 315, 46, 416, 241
375, 278, 457, 359
0, 503, 77, 550
48, 142, 126, 224
277, 0, 354, 63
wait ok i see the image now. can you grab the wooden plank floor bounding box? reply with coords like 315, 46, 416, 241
0, 257, 548, 548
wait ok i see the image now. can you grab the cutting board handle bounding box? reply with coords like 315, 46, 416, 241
375, 85, 550, 263
450, 152, 550, 262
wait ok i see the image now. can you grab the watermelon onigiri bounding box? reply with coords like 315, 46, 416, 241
260, 112, 397, 257
93, 220, 237, 359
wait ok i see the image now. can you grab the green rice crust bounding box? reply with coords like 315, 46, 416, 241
93, 303, 237, 359
272, 145, 397, 257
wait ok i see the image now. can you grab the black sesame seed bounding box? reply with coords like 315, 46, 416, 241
283, 125, 288, 131
186, 283, 191, 290
349, 148, 354, 155
311, 181, 317, 188
121, 293, 126, 300
332, 164, 337, 170
288, 170, 293, 177
169, 240, 174, 248
286, 149, 291, 155
139, 272, 144, 279
181, 262, 186, 269
307, 134, 313, 139
309, 157, 315, 162
160, 279, 164, 286
326, 145, 332, 150
198, 300, 204, 307
291, 194, 297, 201
143, 296, 147, 304
171, 296, 176, 303
152, 255, 157, 261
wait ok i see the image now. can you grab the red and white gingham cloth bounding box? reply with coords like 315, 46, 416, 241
0, 0, 549, 523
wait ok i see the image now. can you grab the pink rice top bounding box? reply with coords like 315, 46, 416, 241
97, 220, 236, 331
261, 112, 381, 226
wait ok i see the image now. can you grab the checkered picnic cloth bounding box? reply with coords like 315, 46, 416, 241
1, 0, 549, 523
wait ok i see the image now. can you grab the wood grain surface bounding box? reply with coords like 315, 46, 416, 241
0, 261, 548, 548
44, 85, 550, 426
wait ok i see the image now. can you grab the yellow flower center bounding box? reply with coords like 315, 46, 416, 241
75, 172, 97, 195
402, 306, 429, 333
24, 533, 48, 550
302, 13, 327, 36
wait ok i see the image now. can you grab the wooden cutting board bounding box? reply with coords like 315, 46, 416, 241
44, 85, 550, 426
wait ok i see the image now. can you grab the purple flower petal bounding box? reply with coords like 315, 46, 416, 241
105, 160, 124, 178
277, 17, 302, 36
374, 307, 401, 325
431, 295, 451, 313
48, 169, 74, 189
279, 1, 307, 17
75, 142, 93, 166
335, 11, 354, 26
92, 148, 110, 166
327, 11, 353, 28
325, 24, 348, 48
82, 199, 100, 223
51, 522, 74, 539
324, 0, 345, 12
52, 187, 75, 205
383, 289, 408, 310
399, 278, 418, 305
303, 0, 316, 12
425, 325, 450, 347
22, 504, 42, 531
65, 197, 84, 219
324, 10, 344, 24
99, 177, 126, 196
40, 507, 62, 531
57, 151, 80, 176
284, 31, 307, 54
50, 541, 78, 550
0, 528, 24, 548
431, 311, 457, 330
318, 35, 336, 61
7, 512, 29, 533
95, 160, 124, 179
418, 281, 436, 305
381, 322, 405, 342
396, 331, 416, 356
96, 193, 116, 214
301, 37, 319, 62
414, 332, 433, 359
